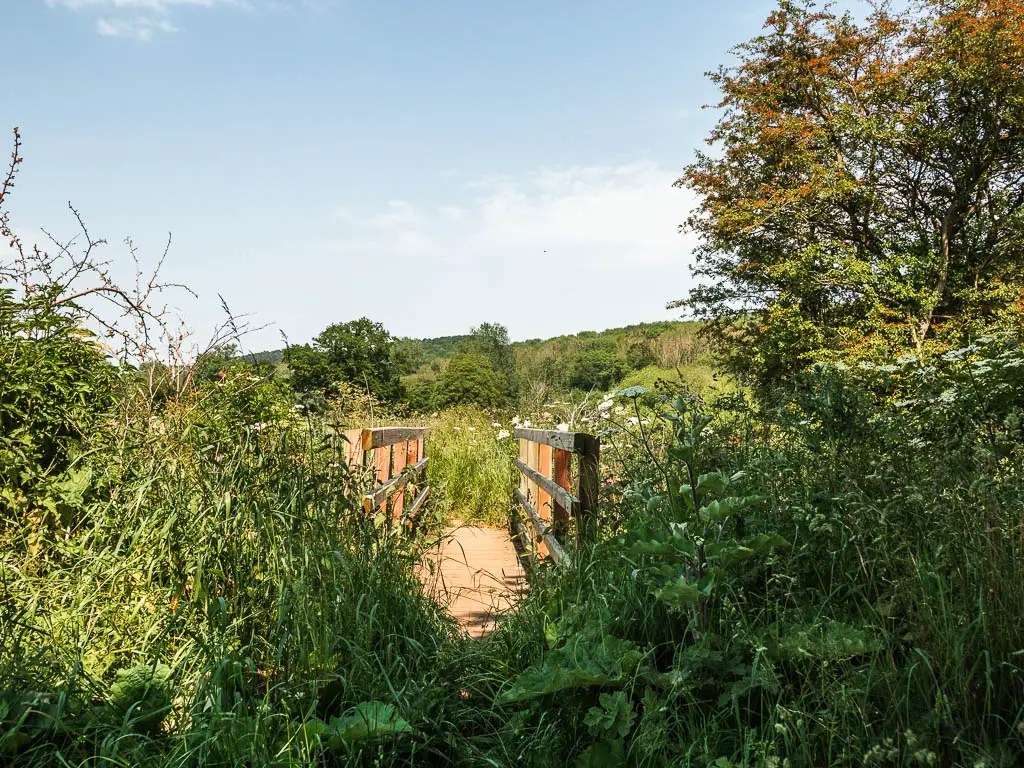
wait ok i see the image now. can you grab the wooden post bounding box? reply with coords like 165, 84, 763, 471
519, 438, 529, 498
577, 434, 600, 542
553, 448, 571, 539
392, 441, 408, 519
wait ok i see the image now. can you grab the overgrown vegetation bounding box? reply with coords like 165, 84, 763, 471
5, 0, 1024, 765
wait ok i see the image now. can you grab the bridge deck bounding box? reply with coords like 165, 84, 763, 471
418, 525, 527, 638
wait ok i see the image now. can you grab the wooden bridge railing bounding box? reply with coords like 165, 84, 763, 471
512, 427, 600, 566
350, 427, 430, 525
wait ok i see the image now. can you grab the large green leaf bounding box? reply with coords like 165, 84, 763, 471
654, 577, 703, 610
308, 702, 414, 749
575, 738, 626, 768
500, 635, 645, 703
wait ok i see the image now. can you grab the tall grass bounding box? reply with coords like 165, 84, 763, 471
425, 406, 517, 528
0, 374, 469, 765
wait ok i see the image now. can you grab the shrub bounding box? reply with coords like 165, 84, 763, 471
435, 353, 508, 410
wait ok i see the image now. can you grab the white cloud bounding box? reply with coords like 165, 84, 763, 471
364, 201, 426, 231
45, 0, 253, 39
48, 0, 242, 10
296, 162, 699, 341
322, 162, 698, 271
96, 16, 178, 39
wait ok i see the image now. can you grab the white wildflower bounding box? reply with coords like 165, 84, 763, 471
556, 423, 569, 432
628, 416, 639, 425
492, 422, 501, 428
467, 426, 476, 431
497, 429, 511, 440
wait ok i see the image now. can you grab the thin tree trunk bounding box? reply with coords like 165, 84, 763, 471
919, 211, 954, 344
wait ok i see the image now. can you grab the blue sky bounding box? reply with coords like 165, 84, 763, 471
3, 0, 780, 352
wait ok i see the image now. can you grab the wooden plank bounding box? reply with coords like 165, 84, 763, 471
513, 427, 588, 453
553, 448, 571, 537
408, 486, 430, 519
373, 445, 392, 509
514, 489, 567, 565
518, 438, 529, 498
537, 443, 553, 520
514, 458, 578, 513
536, 443, 552, 558
342, 428, 365, 467
577, 434, 600, 541
363, 458, 429, 513
528, 440, 540, 511
392, 441, 408, 517
362, 427, 429, 451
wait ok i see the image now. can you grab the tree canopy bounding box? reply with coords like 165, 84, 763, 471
284, 318, 403, 401
435, 353, 507, 410
677, 0, 1024, 385
464, 322, 519, 402
569, 341, 627, 391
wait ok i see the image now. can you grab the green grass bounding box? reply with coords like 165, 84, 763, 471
425, 406, 517, 527
615, 361, 724, 396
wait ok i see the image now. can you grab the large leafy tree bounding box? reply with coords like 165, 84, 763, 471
284, 318, 403, 401
677, 0, 1024, 385
435, 353, 507, 409
464, 322, 519, 402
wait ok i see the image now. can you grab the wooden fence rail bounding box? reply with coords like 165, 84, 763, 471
354, 426, 430, 526
512, 427, 599, 566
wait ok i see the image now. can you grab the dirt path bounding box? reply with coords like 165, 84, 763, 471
418, 525, 527, 638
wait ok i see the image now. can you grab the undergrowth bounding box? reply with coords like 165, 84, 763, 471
425, 407, 517, 528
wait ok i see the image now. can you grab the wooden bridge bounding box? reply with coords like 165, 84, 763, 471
352, 425, 600, 637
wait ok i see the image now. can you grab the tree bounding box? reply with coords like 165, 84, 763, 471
284, 318, 403, 401
570, 342, 627, 391
625, 338, 658, 370
282, 343, 334, 393
466, 322, 519, 402
676, 0, 1024, 386
435, 353, 506, 409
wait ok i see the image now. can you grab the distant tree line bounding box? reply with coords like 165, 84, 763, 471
204, 318, 713, 414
